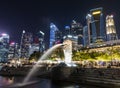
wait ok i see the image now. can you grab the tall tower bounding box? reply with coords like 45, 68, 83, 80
90, 7, 106, 43
83, 26, 88, 47
55, 30, 62, 44
106, 15, 118, 41
8, 42, 19, 59
71, 20, 83, 46
0, 33, 9, 62
37, 31, 45, 52
8, 42, 15, 59
49, 23, 59, 48
86, 14, 92, 47
20, 30, 33, 58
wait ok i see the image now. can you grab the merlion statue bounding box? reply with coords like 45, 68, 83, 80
63, 39, 72, 64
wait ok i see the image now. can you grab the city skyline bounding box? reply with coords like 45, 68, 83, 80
0, 0, 120, 47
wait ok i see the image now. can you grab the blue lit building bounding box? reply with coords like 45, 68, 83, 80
0, 33, 9, 62
89, 7, 106, 43
49, 23, 60, 48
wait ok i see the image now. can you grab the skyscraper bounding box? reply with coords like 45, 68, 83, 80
8, 42, 15, 59
8, 42, 19, 59
65, 26, 70, 36
106, 15, 118, 41
83, 26, 89, 47
36, 31, 45, 52
63, 20, 83, 50
0, 33, 9, 62
49, 23, 60, 48
20, 30, 33, 58
55, 30, 62, 44
71, 20, 83, 47
89, 7, 106, 43
86, 14, 92, 46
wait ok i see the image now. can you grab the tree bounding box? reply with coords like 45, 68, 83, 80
49, 47, 64, 60
29, 51, 42, 61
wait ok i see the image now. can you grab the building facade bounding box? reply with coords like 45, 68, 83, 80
20, 30, 33, 59
71, 20, 83, 46
29, 43, 39, 56
8, 42, 19, 59
63, 20, 83, 50
89, 7, 106, 43
49, 23, 62, 48
36, 31, 45, 52
83, 26, 89, 47
0, 33, 9, 62
106, 15, 118, 41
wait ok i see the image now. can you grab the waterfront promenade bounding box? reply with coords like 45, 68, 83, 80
0, 62, 120, 88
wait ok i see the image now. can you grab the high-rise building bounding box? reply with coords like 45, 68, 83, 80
63, 20, 83, 50
106, 15, 118, 41
20, 30, 33, 58
8, 42, 15, 59
14, 43, 19, 59
0, 33, 9, 62
63, 26, 71, 40
83, 26, 89, 47
50, 23, 62, 48
89, 7, 106, 43
65, 26, 70, 35
55, 31, 62, 44
71, 20, 83, 45
86, 14, 92, 46
36, 31, 45, 52
8, 42, 19, 59
29, 30, 45, 56
29, 43, 39, 55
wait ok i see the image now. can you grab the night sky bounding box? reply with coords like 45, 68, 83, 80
0, 0, 120, 48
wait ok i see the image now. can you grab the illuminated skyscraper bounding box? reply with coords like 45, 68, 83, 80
20, 30, 33, 58
86, 14, 92, 46
0, 33, 9, 62
83, 26, 89, 47
49, 23, 59, 47
36, 31, 45, 52
8, 42, 15, 59
8, 42, 19, 59
63, 21, 83, 50
89, 7, 106, 43
71, 20, 83, 46
55, 30, 62, 44
29, 31, 45, 55
106, 15, 118, 41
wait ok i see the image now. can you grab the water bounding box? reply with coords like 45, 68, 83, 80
0, 76, 101, 88
24, 44, 63, 83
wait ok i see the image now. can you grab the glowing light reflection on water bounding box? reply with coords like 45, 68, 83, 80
0, 76, 101, 88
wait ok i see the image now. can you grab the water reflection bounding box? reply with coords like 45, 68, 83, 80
0, 76, 100, 88
0, 76, 14, 87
